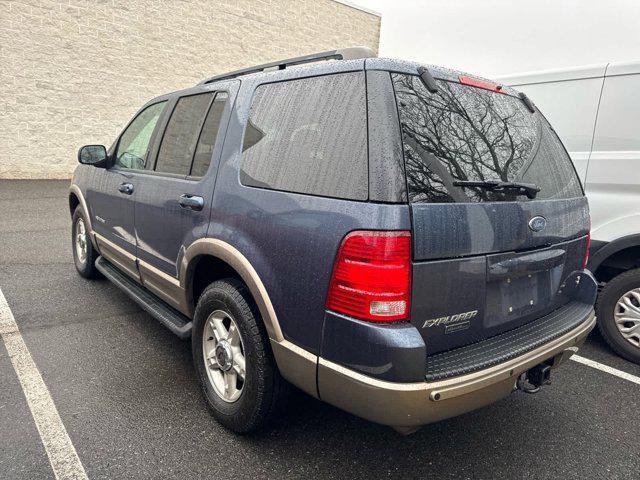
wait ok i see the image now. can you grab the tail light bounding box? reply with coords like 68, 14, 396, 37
583, 230, 591, 269
326, 231, 411, 322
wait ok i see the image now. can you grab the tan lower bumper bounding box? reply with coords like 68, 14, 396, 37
316, 311, 595, 429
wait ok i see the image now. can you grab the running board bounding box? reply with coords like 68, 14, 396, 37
95, 256, 192, 339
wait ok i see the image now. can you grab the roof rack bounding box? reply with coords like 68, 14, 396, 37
198, 47, 376, 85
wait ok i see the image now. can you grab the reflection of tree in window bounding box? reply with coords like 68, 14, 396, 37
393, 74, 539, 203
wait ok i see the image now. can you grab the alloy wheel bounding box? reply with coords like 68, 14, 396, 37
75, 217, 88, 264
202, 310, 246, 402
614, 288, 640, 348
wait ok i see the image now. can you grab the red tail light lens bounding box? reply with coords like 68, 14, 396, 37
326, 231, 411, 322
459, 75, 505, 94
584, 230, 591, 269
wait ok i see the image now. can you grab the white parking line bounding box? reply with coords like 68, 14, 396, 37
571, 354, 640, 386
0, 287, 88, 480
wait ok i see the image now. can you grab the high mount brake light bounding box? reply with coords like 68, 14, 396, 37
326, 231, 411, 322
459, 75, 505, 94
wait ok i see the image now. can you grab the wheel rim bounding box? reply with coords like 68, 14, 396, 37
614, 288, 640, 348
202, 310, 246, 403
75, 218, 88, 264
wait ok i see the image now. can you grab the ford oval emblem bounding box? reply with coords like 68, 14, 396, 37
528, 215, 547, 232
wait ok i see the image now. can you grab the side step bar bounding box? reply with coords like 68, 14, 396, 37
95, 256, 192, 339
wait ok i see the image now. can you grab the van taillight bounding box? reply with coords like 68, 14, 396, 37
584, 231, 591, 269
326, 231, 411, 322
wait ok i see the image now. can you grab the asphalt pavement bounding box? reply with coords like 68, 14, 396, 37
1, 180, 639, 479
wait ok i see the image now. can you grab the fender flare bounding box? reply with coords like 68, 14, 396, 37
588, 234, 640, 273
69, 184, 98, 249
179, 239, 318, 397
179, 238, 284, 342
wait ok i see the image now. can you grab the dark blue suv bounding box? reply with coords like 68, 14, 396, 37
69, 48, 597, 434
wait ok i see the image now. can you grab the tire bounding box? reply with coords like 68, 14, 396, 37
192, 278, 286, 433
596, 268, 640, 365
72, 206, 100, 279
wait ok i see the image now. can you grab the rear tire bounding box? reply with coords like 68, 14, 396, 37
192, 278, 286, 433
72, 206, 100, 279
596, 269, 640, 365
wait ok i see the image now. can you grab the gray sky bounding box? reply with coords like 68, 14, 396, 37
354, 0, 640, 77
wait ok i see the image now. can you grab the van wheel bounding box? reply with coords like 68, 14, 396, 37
596, 269, 640, 365
72, 206, 100, 279
192, 278, 285, 433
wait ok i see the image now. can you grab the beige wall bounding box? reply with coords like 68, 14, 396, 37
0, 0, 380, 179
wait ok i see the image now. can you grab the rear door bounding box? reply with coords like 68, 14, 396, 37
391, 73, 589, 354
133, 86, 234, 312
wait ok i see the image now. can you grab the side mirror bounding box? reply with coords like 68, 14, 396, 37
78, 145, 108, 167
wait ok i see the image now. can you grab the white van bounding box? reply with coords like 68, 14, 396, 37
498, 61, 640, 364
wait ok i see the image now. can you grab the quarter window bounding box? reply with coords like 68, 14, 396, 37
240, 72, 368, 200
115, 101, 166, 170
155, 92, 214, 175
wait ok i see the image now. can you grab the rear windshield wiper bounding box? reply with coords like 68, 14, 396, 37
453, 180, 541, 199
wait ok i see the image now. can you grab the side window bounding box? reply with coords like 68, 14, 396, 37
240, 72, 368, 200
115, 101, 166, 169
191, 92, 228, 177
155, 92, 214, 175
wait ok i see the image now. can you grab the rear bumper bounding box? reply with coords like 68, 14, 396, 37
316, 309, 595, 429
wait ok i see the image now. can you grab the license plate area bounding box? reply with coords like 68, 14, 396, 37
485, 249, 565, 329
486, 272, 544, 327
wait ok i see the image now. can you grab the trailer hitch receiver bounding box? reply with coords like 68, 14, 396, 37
517, 363, 552, 394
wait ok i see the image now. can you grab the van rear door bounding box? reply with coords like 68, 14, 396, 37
391, 73, 589, 354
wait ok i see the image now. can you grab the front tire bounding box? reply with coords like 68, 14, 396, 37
596, 269, 640, 365
72, 206, 100, 279
192, 278, 286, 433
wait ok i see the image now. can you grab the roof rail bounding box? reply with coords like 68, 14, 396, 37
198, 46, 376, 85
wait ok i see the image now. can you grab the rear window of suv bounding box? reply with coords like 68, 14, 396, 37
240, 72, 368, 201
391, 73, 583, 203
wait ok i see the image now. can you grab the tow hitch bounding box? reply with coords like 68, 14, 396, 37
517, 363, 552, 394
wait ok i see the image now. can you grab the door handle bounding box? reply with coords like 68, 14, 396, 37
179, 194, 204, 211
118, 182, 134, 195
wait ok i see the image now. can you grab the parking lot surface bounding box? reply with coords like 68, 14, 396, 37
1, 180, 639, 479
